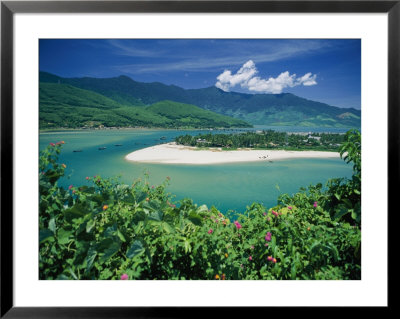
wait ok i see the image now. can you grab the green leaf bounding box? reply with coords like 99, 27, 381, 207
85, 246, 97, 274
333, 206, 349, 221
48, 218, 56, 233
148, 211, 163, 221
136, 191, 147, 203
99, 241, 121, 263
68, 268, 78, 280
188, 212, 202, 226
39, 229, 54, 243
291, 264, 297, 280
310, 241, 321, 254
328, 243, 339, 262
57, 228, 72, 245
104, 224, 117, 238
64, 204, 88, 222
86, 219, 96, 233
342, 198, 353, 208
184, 240, 191, 254
127, 240, 145, 259
162, 222, 175, 234
96, 238, 114, 252
149, 199, 161, 210
117, 229, 126, 242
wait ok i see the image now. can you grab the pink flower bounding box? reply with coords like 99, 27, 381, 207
288, 206, 292, 210
234, 221, 242, 229
249, 256, 252, 261
208, 229, 213, 234
251, 245, 254, 250
120, 274, 129, 280
267, 256, 273, 261
263, 212, 267, 216
313, 201, 318, 208
49, 143, 55, 146
68, 185, 73, 190
265, 232, 272, 242
85, 176, 89, 180
151, 186, 154, 189
265, 243, 269, 247
272, 210, 279, 217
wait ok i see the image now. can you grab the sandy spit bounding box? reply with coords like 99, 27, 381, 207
125, 142, 340, 165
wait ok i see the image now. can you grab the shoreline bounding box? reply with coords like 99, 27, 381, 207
125, 142, 341, 165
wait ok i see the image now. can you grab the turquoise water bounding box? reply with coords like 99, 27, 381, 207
39, 128, 353, 214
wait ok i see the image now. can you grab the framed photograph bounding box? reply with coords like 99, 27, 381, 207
1, 0, 395, 316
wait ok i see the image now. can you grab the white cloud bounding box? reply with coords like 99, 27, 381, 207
215, 60, 317, 94
297, 72, 318, 86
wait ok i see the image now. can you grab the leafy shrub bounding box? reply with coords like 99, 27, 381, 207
39, 132, 361, 280
324, 129, 361, 225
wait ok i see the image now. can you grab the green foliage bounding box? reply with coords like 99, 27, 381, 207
146, 100, 250, 128
39, 82, 250, 129
39, 133, 361, 280
324, 129, 361, 225
175, 130, 345, 151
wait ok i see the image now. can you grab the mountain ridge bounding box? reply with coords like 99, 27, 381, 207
39, 71, 361, 128
39, 82, 251, 129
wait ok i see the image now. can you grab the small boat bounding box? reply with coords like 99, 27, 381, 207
73, 150, 83, 152
114, 144, 123, 146
98, 147, 107, 150
160, 136, 167, 140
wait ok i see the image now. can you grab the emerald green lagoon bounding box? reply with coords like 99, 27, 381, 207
39, 127, 353, 214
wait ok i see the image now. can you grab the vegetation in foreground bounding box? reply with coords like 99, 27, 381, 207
175, 130, 346, 151
39, 130, 361, 280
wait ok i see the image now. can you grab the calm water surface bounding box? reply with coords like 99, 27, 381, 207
39, 128, 353, 214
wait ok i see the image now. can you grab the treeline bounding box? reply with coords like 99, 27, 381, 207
175, 130, 346, 151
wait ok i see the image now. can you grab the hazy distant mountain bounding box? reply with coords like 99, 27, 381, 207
40, 71, 361, 128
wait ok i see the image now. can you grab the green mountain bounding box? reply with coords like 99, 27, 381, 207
39, 82, 250, 129
40, 71, 361, 128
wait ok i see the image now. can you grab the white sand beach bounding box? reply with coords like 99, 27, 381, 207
125, 142, 340, 164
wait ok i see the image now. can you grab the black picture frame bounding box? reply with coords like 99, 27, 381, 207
1, 0, 396, 317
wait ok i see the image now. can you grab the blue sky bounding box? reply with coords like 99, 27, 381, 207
39, 39, 361, 109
